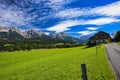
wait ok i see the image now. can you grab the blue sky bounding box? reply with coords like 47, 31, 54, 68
0, 0, 120, 37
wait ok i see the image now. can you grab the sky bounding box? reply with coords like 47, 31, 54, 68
0, 0, 120, 37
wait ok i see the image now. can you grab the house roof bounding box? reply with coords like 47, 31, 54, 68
89, 31, 111, 40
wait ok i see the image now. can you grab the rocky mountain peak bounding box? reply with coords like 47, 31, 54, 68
9, 26, 19, 31
0, 26, 80, 43
25, 29, 40, 38
0, 27, 9, 32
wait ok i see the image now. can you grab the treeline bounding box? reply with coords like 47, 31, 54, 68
0, 38, 81, 52
114, 31, 120, 42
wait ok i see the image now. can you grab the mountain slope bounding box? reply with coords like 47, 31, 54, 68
79, 35, 92, 44
0, 30, 24, 40
0, 26, 80, 43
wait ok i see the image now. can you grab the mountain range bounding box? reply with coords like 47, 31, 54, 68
79, 35, 92, 44
0, 26, 81, 43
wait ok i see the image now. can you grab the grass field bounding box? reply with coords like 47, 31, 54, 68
0, 45, 115, 80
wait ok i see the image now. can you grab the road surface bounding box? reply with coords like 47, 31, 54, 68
106, 43, 120, 80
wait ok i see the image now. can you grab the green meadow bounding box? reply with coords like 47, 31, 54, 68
0, 45, 115, 80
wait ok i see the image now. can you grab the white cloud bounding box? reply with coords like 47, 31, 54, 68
47, 0, 75, 11
46, 20, 83, 32
0, 9, 31, 27
0, 3, 34, 27
47, 17, 120, 32
84, 18, 120, 25
0, 0, 76, 28
55, 8, 86, 18
44, 32, 50, 35
33, 0, 41, 3
78, 31, 97, 36
1, 0, 120, 34
0, 1, 48, 28
91, 1, 120, 17
86, 27, 99, 30
55, 1, 120, 19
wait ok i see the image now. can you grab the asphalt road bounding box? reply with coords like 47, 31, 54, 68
106, 43, 120, 80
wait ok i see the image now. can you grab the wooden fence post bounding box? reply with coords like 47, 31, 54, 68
81, 64, 88, 80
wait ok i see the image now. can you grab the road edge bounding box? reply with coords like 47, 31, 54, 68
105, 45, 118, 80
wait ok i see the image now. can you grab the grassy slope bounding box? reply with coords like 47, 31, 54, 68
0, 45, 115, 80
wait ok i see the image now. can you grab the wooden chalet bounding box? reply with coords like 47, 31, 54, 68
89, 31, 111, 44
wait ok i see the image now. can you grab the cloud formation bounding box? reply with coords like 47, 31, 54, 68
47, 1, 120, 33
78, 31, 97, 36
86, 27, 99, 30
55, 8, 86, 18
46, 20, 83, 32
0, 0, 120, 36
47, 17, 120, 32
0, 0, 74, 28
84, 18, 120, 25
55, 1, 120, 19
91, 1, 120, 17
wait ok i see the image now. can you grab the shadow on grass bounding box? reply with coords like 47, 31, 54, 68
82, 45, 95, 49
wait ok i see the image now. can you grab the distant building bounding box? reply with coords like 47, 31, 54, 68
89, 31, 111, 44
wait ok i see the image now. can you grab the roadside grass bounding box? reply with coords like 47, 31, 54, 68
0, 45, 115, 80
118, 42, 120, 45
